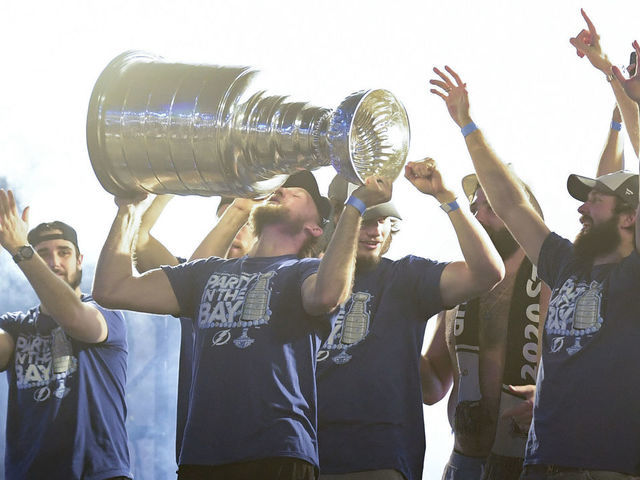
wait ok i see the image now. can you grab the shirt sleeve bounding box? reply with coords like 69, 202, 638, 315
296, 257, 320, 285
161, 258, 215, 319
537, 232, 575, 289
99, 307, 127, 349
404, 255, 449, 318
0, 312, 20, 341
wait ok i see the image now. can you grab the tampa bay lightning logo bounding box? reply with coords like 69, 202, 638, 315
212, 330, 231, 346
316, 350, 330, 362
551, 337, 564, 353
33, 386, 51, 402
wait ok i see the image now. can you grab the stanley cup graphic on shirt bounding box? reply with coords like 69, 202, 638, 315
340, 292, 371, 345
51, 327, 74, 398
240, 271, 275, 323
234, 271, 276, 349
567, 281, 602, 355
52, 327, 72, 374
573, 281, 601, 330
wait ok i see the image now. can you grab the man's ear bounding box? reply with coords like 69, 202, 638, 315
304, 223, 323, 239
77, 253, 84, 267
620, 210, 636, 229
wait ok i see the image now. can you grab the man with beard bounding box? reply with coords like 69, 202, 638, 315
421, 174, 550, 480
133, 194, 257, 462
430, 56, 640, 478
93, 170, 391, 480
0, 191, 131, 479
423, 94, 627, 479
316, 158, 505, 480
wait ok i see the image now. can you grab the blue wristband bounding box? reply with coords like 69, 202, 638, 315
440, 199, 460, 214
461, 122, 478, 137
346, 195, 366, 216
611, 120, 622, 131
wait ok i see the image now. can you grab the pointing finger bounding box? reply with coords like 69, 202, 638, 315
581, 8, 597, 35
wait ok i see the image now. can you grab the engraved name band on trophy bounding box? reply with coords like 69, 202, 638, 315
86, 51, 410, 198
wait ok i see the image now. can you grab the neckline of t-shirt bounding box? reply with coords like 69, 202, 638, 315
241, 253, 299, 263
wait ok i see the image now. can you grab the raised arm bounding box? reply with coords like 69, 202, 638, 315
93, 195, 181, 316
596, 106, 624, 177
430, 66, 551, 265
612, 40, 640, 106
0, 190, 107, 343
302, 176, 392, 315
421, 310, 453, 405
405, 157, 504, 306
571, 9, 640, 157
188, 198, 257, 261
135, 195, 179, 273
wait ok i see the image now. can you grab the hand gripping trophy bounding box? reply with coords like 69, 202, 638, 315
86, 51, 410, 197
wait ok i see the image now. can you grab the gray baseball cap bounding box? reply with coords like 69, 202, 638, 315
462, 169, 544, 219
567, 170, 639, 208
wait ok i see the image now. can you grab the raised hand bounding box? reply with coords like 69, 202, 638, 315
404, 158, 453, 201
612, 41, 640, 102
0, 189, 29, 254
113, 193, 152, 222
569, 9, 611, 74
351, 176, 393, 209
229, 197, 262, 215
429, 66, 471, 127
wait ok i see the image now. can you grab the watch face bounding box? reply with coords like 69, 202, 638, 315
19, 246, 34, 259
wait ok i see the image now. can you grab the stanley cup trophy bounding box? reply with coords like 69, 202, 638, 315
87, 51, 410, 198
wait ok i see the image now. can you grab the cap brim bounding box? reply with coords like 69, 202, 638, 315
461, 174, 480, 203
567, 174, 598, 202
363, 202, 402, 221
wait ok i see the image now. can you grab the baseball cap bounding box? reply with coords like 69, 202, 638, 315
327, 174, 402, 224
567, 170, 639, 207
283, 170, 332, 225
28, 221, 80, 252
462, 170, 544, 219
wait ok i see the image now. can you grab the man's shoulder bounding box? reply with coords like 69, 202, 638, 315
383, 254, 447, 271
80, 294, 125, 322
1, 305, 39, 325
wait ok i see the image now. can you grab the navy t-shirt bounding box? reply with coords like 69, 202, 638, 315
0, 295, 131, 480
176, 316, 195, 462
530, 233, 640, 474
162, 254, 333, 468
316, 255, 447, 480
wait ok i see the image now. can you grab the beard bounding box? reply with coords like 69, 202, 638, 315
250, 204, 304, 237
67, 267, 83, 290
486, 226, 520, 260
356, 234, 392, 272
574, 215, 621, 262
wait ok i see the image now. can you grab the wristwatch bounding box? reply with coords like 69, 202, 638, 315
12, 245, 35, 264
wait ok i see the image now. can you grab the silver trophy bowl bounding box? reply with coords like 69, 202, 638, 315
87, 51, 410, 198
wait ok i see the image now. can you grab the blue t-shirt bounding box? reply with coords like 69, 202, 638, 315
0, 295, 131, 480
176, 316, 195, 462
162, 254, 333, 468
529, 233, 640, 474
316, 255, 447, 480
